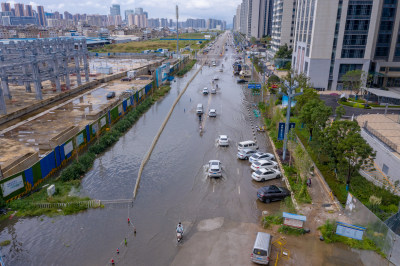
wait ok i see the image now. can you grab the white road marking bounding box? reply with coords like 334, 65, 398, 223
213, 183, 215, 192
237, 168, 240, 175
238, 186, 240, 194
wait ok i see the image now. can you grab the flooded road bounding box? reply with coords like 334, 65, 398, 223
0, 33, 284, 265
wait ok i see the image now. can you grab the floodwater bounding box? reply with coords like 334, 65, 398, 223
0, 33, 294, 265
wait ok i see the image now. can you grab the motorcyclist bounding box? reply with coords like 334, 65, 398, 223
176, 222, 184, 234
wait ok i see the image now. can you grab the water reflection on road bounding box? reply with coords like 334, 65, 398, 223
0, 34, 282, 265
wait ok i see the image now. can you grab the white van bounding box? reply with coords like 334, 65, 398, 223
251, 232, 272, 265
238, 140, 258, 151
196, 104, 203, 114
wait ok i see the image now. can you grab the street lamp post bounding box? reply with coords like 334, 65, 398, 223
279, 80, 302, 161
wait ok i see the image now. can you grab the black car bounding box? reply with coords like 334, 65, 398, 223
106, 91, 116, 99
237, 79, 248, 84
257, 185, 290, 203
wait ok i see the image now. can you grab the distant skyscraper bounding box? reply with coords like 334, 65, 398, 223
144, 11, 148, 18
24, 4, 33, 17
14, 3, 24, 17
1, 3, 10, 12
37, 5, 45, 26
109, 4, 120, 17
64, 11, 73, 20
135, 8, 143, 15
125, 9, 134, 21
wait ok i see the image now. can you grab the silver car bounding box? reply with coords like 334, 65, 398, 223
237, 149, 257, 160
249, 152, 275, 164
251, 160, 278, 171
209, 109, 217, 117
218, 135, 229, 146
208, 160, 222, 177
252, 168, 281, 182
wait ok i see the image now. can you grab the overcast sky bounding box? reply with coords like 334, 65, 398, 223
4, 0, 239, 22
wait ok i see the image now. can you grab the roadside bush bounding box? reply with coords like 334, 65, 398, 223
319, 220, 384, 256
278, 225, 306, 235
262, 215, 283, 228
339, 97, 347, 102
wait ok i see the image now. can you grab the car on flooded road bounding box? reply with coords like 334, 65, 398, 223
252, 168, 281, 182
257, 185, 290, 203
218, 135, 229, 146
208, 160, 222, 178
251, 160, 278, 171
249, 152, 275, 164
237, 149, 257, 160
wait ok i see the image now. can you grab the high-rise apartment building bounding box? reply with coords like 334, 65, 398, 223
235, 5, 241, 32
37, 6, 45, 26
271, 0, 296, 53
135, 8, 143, 15
160, 18, 168, 27
235, 0, 273, 38
14, 3, 24, 17
1, 3, 10, 12
125, 10, 134, 21
110, 4, 120, 17
292, 0, 400, 91
24, 4, 33, 17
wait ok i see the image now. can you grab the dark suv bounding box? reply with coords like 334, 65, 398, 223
257, 185, 290, 203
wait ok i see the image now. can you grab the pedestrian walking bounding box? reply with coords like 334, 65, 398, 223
307, 177, 312, 187
124, 238, 127, 246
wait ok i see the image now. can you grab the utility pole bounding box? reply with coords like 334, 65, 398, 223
279, 79, 302, 161
176, 5, 179, 58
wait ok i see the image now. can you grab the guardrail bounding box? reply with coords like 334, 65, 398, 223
364, 124, 398, 153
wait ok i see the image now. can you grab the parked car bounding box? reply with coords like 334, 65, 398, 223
237, 79, 248, 84
257, 185, 290, 203
212, 61, 216, 66
121, 77, 132, 81
237, 149, 257, 160
106, 91, 116, 99
251, 160, 278, 171
208, 109, 217, 117
208, 160, 222, 177
203, 87, 209, 94
211, 87, 217, 94
213, 76, 219, 80
218, 135, 229, 146
249, 152, 275, 164
252, 168, 281, 182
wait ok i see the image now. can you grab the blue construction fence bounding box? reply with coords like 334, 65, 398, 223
0, 82, 154, 202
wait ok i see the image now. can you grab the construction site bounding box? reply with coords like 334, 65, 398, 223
0, 37, 183, 198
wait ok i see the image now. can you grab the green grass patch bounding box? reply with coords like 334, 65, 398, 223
262, 214, 283, 228
282, 165, 311, 204
369, 104, 400, 108
319, 220, 385, 257
278, 225, 306, 235
175, 59, 197, 77
0, 240, 11, 246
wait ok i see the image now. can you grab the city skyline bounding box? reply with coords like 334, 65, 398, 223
0, 0, 238, 22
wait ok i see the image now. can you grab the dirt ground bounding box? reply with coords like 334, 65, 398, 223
171, 217, 391, 266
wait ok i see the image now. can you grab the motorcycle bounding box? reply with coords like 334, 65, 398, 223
177, 231, 183, 243
256, 125, 265, 132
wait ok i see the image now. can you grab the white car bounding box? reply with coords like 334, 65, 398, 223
251, 160, 278, 171
252, 168, 281, 182
249, 152, 275, 164
202, 87, 209, 94
208, 160, 222, 177
209, 109, 217, 117
213, 76, 219, 80
237, 149, 257, 160
211, 87, 216, 94
218, 135, 229, 146
212, 62, 216, 66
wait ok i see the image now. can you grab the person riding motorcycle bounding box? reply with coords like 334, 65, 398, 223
176, 222, 184, 234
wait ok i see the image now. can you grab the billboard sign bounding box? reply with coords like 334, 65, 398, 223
278, 123, 285, 140
1, 175, 24, 197
336, 222, 366, 240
